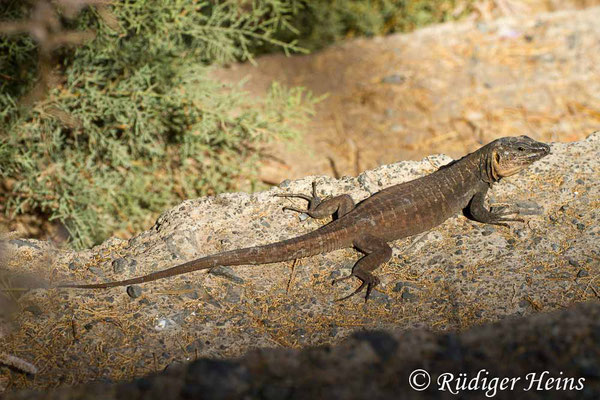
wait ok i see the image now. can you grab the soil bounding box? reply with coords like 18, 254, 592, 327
2, 133, 598, 392
3, 0, 600, 249
212, 1, 600, 184
2, 2, 600, 394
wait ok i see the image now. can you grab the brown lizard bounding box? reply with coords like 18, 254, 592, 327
60, 136, 550, 301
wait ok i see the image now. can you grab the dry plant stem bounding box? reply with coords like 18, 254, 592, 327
0, 352, 38, 375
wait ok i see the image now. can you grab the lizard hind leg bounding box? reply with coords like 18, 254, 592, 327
275, 181, 355, 219
333, 234, 392, 302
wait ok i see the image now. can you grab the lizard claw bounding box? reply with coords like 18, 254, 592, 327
491, 208, 520, 217
274, 193, 313, 201
335, 280, 367, 302
485, 205, 525, 227
488, 217, 525, 227
331, 274, 353, 286
276, 181, 322, 214
333, 274, 379, 302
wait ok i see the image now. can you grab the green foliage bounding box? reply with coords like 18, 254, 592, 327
0, 1, 37, 102
0, 0, 314, 249
1, 0, 476, 249
264, 0, 475, 52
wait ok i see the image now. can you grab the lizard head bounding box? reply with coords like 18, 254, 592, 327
483, 136, 550, 182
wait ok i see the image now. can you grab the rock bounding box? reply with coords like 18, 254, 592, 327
5, 302, 600, 399
1, 133, 599, 393
127, 285, 142, 299
112, 258, 127, 274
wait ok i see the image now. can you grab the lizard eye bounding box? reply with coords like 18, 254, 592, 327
517, 146, 524, 152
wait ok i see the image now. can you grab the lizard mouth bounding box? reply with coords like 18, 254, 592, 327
527, 143, 551, 160
492, 141, 551, 177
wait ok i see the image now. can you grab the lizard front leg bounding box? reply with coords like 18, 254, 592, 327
467, 189, 524, 228
275, 181, 355, 219
333, 234, 392, 302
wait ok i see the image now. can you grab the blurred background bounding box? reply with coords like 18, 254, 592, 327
1, 0, 599, 250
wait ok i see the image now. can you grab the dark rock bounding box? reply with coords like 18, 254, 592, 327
112, 258, 127, 274
127, 285, 142, 298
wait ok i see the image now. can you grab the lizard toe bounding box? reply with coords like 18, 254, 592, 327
335, 279, 367, 302
364, 276, 380, 303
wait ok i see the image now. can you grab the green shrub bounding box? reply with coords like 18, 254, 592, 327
0, 0, 314, 249
263, 0, 475, 52
0, 0, 475, 249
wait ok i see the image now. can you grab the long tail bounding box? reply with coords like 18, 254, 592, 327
59, 227, 343, 289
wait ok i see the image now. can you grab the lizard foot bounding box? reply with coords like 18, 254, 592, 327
486, 210, 524, 228
489, 204, 521, 217
476, 205, 524, 228
332, 273, 380, 303
276, 182, 356, 220
275, 181, 321, 214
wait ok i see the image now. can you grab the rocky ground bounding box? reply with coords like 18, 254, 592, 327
5, 301, 600, 399
213, 6, 600, 183
0, 133, 598, 393
2, 3, 600, 397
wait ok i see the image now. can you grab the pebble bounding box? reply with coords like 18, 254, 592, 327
329, 270, 342, 280
210, 266, 245, 284
112, 258, 127, 274
128, 259, 138, 273
577, 270, 589, 278
393, 281, 420, 292
567, 258, 580, 268
298, 213, 309, 221
154, 317, 177, 331
401, 289, 417, 301
329, 324, 339, 338
127, 285, 142, 298
482, 226, 495, 236
88, 267, 104, 276
138, 298, 151, 306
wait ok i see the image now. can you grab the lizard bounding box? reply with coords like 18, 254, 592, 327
60, 136, 550, 301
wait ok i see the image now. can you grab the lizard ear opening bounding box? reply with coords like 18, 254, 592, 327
487, 150, 500, 182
